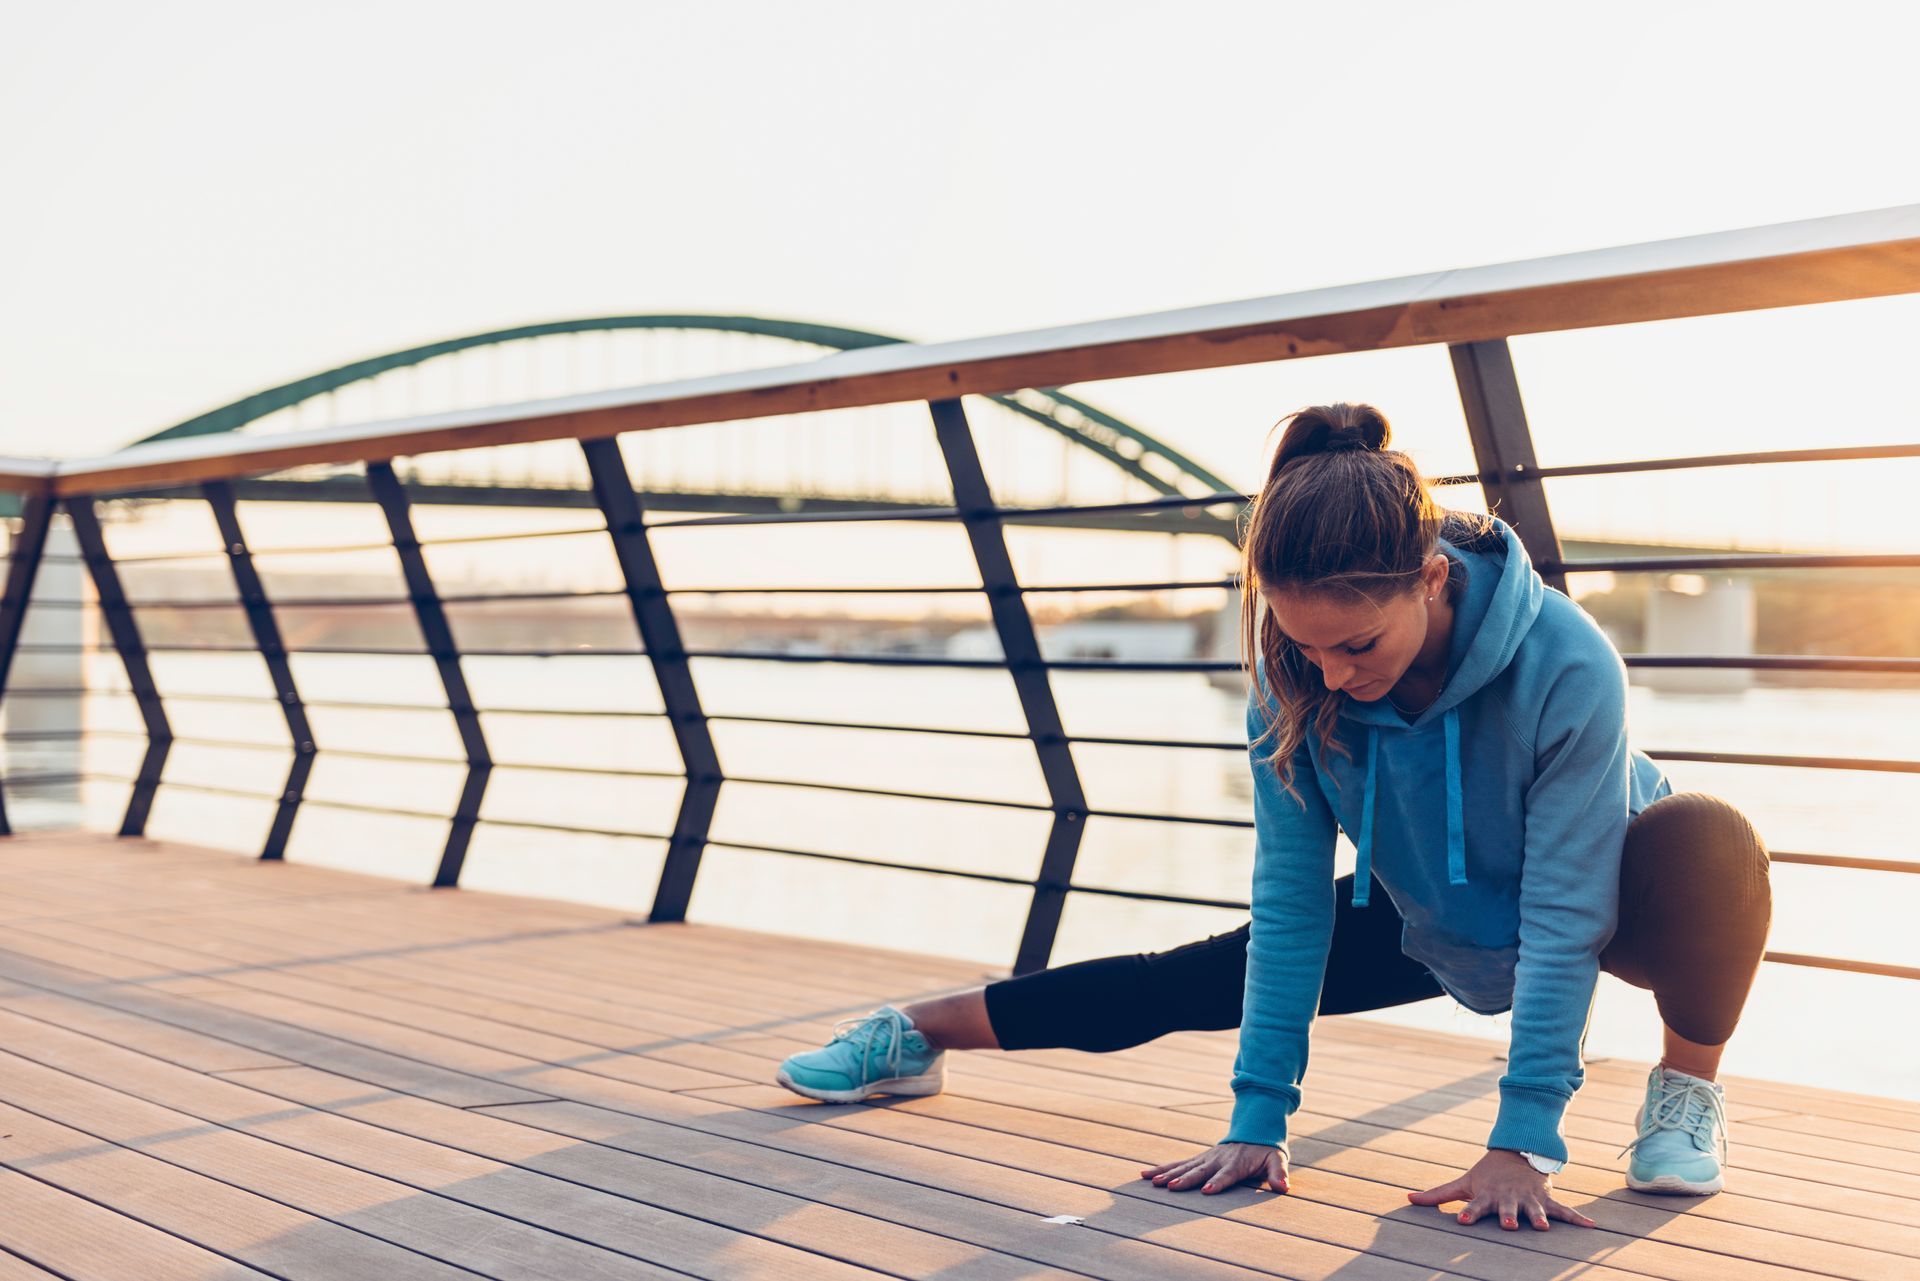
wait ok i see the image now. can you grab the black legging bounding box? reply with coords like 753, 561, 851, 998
985, 791, 1771, 1052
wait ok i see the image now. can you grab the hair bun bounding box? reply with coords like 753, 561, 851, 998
1269, 403, 1392, 476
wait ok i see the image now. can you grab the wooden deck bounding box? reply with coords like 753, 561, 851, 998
0, 834, 1913, 1280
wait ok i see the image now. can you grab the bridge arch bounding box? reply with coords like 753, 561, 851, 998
134, 316, 1235, 498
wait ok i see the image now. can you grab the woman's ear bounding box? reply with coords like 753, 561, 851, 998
1425, 553, 1450, 600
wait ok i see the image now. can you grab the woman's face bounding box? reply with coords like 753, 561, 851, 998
1262, 556, 1448, 700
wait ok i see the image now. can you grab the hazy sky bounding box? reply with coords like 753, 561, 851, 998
4, 2, 1917, 547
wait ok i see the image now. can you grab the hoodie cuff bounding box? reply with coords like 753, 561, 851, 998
1223, 1084, 1297, 1151
1486, 1083, 1571, 1165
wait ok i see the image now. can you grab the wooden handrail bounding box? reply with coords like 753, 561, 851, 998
0, 458, 59, 496
12, 203, 1920, 498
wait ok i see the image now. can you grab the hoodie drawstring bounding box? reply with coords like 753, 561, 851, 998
1444, 707, 1467, 886
1351, 727, 1378, 907
1348, 708, 1468, 907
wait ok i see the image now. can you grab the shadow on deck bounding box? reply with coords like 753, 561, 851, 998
0, 832, 1913, 1280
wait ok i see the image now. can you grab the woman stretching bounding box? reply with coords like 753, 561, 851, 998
775, 403, 1772, 1232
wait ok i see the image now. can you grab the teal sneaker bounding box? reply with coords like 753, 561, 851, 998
1620, 1064, 1728, 1195
775, 1005, 946, 1103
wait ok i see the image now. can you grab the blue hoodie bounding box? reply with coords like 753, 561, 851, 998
1225, 515, 1671, 1165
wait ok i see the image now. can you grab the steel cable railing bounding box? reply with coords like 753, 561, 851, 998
19, 640, 1920, 680
15, 684, 1920, 786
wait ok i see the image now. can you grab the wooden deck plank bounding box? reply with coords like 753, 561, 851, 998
240, 1084, 1320, 1281
3, 967, 1198, 1281
699, 1062, 1920, 1278
0, 1163, 269, 1281
0, 994, 1082, 1281
0, 989, 291, 1074
40, 910, 1919, 1262
0, 1102, 470, 1279
484, 1097, 1490, 1281
222, 1064, 1171, 1281
752, 1075, 1920, 1275
157, 974, 741, 1094
0, 1048, 686, 1281
0, 1249, 60, 1280
248, 1068, 1094, 1281
1, 834, 1915, 1281
0, 933, 1443, 1275
31, 904, 1824, 1183
685, 1082, 1909, 1281
7, 883, 1912, 1244
74, 883, 1920, 1222
0, 1011, 917, 1280
705, 1075, 1920, 1281
0, 946, 549, 1109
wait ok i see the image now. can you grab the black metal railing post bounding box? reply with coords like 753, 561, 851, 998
0, 492, 56, 835
66, 497, 172, 836
203, 480, 315, 860
1450, 339, 1568, 593
581, 436, 724, 923
929, 398, 1089, 975
366, 461, 490, 888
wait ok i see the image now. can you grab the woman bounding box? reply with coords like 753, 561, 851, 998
775, 403, 1772, 1232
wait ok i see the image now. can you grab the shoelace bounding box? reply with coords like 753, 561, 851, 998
1617, 1075, 1729, 1163
829, 1008, 907, 1084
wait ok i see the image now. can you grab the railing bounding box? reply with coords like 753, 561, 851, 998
0, 205, 1917, 979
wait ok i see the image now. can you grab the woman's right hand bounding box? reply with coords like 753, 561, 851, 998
1142, 1142, 1291, 1194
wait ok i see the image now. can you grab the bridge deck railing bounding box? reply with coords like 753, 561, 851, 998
0, 205, 1916, 978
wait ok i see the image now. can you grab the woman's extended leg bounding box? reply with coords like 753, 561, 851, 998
1601, 790, 1771, 1194
775, 871, 1445, 1101
977, 870, 1442, 1053
779, 868, 1443, 1075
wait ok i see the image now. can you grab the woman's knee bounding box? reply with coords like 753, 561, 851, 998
1622, 792, 1771, 907
1608, 792, 1772, 1029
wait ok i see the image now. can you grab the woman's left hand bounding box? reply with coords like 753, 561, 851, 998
1406, 1149, 1598, 1230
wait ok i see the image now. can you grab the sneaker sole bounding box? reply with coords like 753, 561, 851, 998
1626, 1171, 1724, 1196
775, 1065, 946, 1103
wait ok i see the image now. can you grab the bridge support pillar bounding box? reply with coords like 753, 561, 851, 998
1641, 576, 1756, 693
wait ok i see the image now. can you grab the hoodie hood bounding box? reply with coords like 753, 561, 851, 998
1334, 517, 1544, 907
